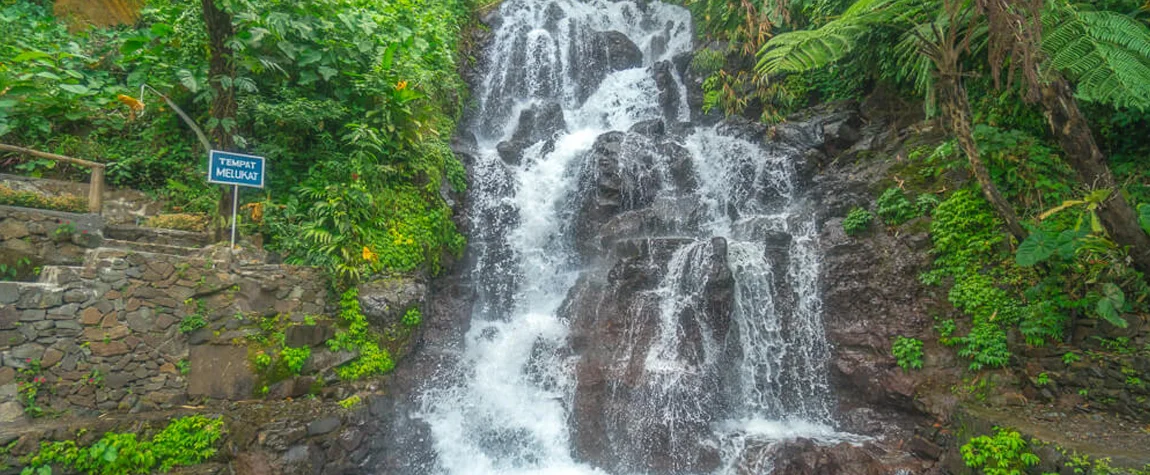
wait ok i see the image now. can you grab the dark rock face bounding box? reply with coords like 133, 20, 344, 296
496, 101, 567, 165
653, 60, 682, 123
565, 237, 734, 473
571, 130, 703, 258
571, 30, 644, 103
357, 277, 425, 330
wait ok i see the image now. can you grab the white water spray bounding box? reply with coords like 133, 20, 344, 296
410, 1, 856, 473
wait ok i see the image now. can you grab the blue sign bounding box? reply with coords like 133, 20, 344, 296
208, 150, 265, 188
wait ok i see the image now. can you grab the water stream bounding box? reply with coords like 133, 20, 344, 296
406, 1, 858, 473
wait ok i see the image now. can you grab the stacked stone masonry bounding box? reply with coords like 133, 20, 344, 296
0, 245, 327, 423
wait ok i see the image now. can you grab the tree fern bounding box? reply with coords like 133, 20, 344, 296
1043, 4, 1150, 110
755, 0, 933, 74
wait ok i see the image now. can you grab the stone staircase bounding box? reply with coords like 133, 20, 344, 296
34, 225, 215, 287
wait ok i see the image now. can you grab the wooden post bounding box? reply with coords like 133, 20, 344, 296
88, 166, 105, 215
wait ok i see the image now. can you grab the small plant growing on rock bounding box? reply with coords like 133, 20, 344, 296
338, 395, 362, 410
1062, 352, 1080, 365
402, 308, 422, 327
179, 315, 207, 334
17, 359, 46, 418
961, 427, 1040, 475
281, 346, 311, 375
177, 359, 190, 375
891, 336, 924, 371
876, 187, 918, 225
51, 221, 76, 241
253, 351, 272, 371
1035, 372, 1050, 386
915, 193, 941, 215
842, 207, 873, 236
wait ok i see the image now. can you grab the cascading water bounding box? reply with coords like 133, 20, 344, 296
404, 1, 859, 473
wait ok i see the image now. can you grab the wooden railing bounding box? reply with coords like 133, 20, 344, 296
0, 143, 106, 214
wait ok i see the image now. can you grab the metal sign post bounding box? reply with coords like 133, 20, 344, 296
208, 150, 266, 250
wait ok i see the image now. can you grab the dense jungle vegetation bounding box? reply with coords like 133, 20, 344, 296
0, 0, 475, 286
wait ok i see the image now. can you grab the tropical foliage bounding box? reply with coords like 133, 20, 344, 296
0, 0, 472, 284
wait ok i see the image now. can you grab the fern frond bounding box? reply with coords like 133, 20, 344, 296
756, 0, 939, 74
1043, 5, 1150, 110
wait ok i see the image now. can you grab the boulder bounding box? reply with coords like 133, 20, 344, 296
357, 277, 426, 330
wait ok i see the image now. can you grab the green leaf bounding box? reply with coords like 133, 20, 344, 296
1016, 231, 1056, 266
103, 444, 118, 462
1096, 283, 1128, 328
177, 70, 199, 93
120, 37, 148, 55
150, 23, 174, 37
1055, 229, 1087, 259
58, 84, 90, 94
318, 66, 338, 81
13, 50, 52, 62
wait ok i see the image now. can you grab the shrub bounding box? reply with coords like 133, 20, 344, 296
327, 288, 394, 381
892, 336, 924, 370
876, 187, 918, 225
842, 207, 873, 236
20, 415, 224, 474
961, 427, 1040, 475
0, 185, 87, 213
281, 346, 310, 375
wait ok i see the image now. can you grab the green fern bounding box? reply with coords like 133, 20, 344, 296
759, 0, 1150, 111
1043, 5, 1150, 110
756, 0, 908, 74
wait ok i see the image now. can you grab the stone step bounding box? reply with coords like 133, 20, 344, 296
104, 224, 212, 248
100, 239, 203, 257
36, 265, 86, 286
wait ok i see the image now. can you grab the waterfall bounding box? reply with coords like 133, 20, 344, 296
405, 1, 859, 473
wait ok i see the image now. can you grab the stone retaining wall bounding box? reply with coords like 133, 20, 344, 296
0, 205, 103, 271
0, 249, 328, 423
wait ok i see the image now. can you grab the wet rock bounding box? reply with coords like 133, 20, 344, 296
629, 119, 665, 137
572, 30, 644, 103
512, 101, 566, 145
357, 277, 425, 330
653, 60, 681, 122
307, 416, 341, 436
497, 102, 567, 165
765, 439, 886, 475
567, 238, 734, 473
598, 31, 643, 72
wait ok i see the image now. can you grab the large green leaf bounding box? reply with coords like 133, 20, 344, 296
1015, 230, 1056, 266
58, 84, 89, 94
1096, 283, 1128, 328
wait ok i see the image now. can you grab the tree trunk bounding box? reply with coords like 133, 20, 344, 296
201, 0, 238, 242
938, 75, 1028, 241
1040, 76, 1150, 273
